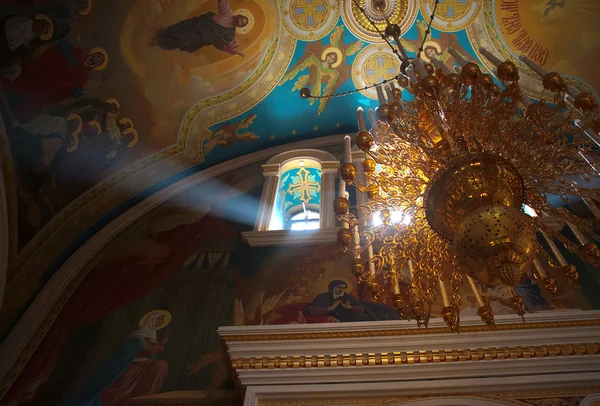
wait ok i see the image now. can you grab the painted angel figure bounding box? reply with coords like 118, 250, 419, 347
401, 20, 469, 69
542, 0, 566, 21
203, 113, 259, 154
279, 26, 362, 115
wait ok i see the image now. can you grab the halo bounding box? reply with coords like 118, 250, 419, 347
138, 309, 171, 330
89, 120, 102, 135
66, 113, 82, 152
321, 47, 343, 68
119, 117, 134, 128
323, 277, 355, 293
421, 40, 442, 63
233, 8, 254, 35
123, 127, 139, 148
67, 133, 79, 152
78, 0, 93, 16
104, 97, 120, 110
34, 15, 54, 41
66, 113, 82, 135
88, 47, 108, 71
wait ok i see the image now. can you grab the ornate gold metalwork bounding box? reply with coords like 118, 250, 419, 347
580, 242, 600, 267
349, 0, 408, 38
340, 162, 357, 183
228, 342, 600, 370
441, 306, 459, 333
425, 155, 524, 241
335, 36, 600, 330
454, 205, 538, 286
289, 0, 331, 31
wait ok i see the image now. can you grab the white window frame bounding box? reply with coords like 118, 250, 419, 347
242, 149, 340, 247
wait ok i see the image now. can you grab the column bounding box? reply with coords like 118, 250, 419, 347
255, 164, 280, 231
320, 162, 339, 228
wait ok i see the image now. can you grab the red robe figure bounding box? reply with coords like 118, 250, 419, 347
7, 43, 107, 118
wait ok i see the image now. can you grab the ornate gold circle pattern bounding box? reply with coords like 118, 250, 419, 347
352, 44, 401, 100
281, 0, 339, 41
466, 0, 595, 100
342, 0, 418, 43
421, 0, 482, 32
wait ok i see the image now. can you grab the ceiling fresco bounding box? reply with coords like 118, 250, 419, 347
1, 0, 600, 334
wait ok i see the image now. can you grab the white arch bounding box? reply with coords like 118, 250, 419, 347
265, 148, 337, 165
0, 133, 347, 398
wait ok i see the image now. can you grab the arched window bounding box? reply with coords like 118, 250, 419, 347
272, 159, 322, 230
243, 149, 340, 246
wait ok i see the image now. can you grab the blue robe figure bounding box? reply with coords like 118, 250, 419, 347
58, 310, 171, 406
303, 280, 399, 322
514, 277, 553, 312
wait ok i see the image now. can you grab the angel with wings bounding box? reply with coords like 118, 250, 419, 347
203, 113, 259, 154
279, 26, 362, 115
401, 20, 470, 69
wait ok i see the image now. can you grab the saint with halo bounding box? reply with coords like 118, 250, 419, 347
279, 25, 363, 115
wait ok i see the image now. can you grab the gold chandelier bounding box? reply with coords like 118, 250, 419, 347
310, 2, 600, 331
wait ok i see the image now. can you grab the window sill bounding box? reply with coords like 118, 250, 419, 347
241, 228, 340, 247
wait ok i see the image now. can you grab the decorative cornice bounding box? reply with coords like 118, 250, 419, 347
223, 312, 600, 393
230, 342, 600, 370
265, 149, 337, 166
320, 161, 340, 172
261, 164, 281, 176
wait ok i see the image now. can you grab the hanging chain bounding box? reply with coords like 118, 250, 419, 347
306, 0, 440, 100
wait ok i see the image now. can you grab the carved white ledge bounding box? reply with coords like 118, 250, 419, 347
218, 310, 600, 394
242, 228, 340, 247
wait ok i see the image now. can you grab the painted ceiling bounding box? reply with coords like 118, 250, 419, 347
1, 0, 599, 331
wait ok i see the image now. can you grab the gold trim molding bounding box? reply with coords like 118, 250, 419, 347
230, 342, 600, 370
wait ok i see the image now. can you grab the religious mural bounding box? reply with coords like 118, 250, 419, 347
202, 113, 259, 155
0, 0, 278, 250
279, 25, 362, 114
3, 153, 598, 405
4, 0, 599, 331
2, 0, 600, 404
468, 0, 600, 97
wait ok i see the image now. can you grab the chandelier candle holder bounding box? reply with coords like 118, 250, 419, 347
306, 0, 600, 331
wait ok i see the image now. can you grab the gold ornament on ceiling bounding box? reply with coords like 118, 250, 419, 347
343, 0, 417, 43
420, 0, 482, 32
352, 44, 402, 100
282, 0, 339, 40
